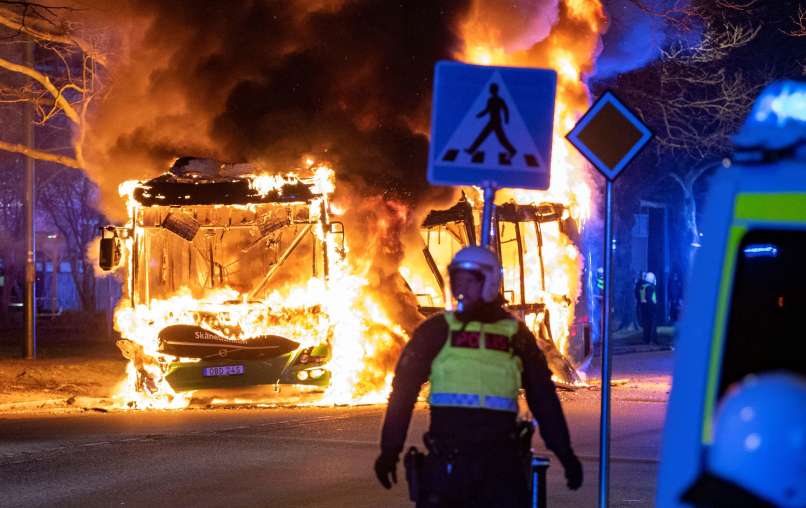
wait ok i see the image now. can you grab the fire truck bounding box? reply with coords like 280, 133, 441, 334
98, 157, 342, 394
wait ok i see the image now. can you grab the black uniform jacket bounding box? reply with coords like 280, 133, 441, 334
380, 302, 575, 462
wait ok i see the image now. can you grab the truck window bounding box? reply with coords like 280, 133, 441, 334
719, 229, 806, 398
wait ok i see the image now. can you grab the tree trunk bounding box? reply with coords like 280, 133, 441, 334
69, 257, 89, 312
682, 189, 700, 268
81, 260, 96, 311
50, 254, 59, 314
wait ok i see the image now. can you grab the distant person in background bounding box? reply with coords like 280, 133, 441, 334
593, 267, 604, 336
669, 270, 683, 322
595, 267, 605, 297
639, 272, 658, 344
633, 271, 646, 330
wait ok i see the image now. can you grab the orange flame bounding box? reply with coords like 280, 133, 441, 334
112, 165, 407, 409
109, 0, 608, 407
454, 0, 605, 365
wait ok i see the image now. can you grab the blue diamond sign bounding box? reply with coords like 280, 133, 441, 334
566, 90, 653, 181
428, 61, 557, 190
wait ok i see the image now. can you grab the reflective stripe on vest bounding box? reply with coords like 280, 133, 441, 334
640, 282, 657, 304
429, 393, 519, 412
428, 312, 523, 413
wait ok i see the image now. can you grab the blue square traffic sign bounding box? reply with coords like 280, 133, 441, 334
566, 90, 653, 181
428, 61, 557, 190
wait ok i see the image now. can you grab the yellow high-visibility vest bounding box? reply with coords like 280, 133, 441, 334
429, 312, 523, 413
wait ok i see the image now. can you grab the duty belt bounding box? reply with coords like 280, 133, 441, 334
430, 392, 519, 413
423, 431, 522, 458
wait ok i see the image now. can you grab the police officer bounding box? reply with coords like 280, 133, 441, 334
639, 272, 658, 344
593, 266, 605, 337
633, 271, 646, 330
374, 246, 583, 506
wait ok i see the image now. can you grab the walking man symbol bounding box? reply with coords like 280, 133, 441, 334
465, 83, 517, 158
429, 62, 556, 188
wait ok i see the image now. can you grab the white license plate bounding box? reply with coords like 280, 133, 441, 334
202, 365, 245, 377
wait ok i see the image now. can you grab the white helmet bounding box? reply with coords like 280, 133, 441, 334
644, 272, 656, 285
707, 372, 806, 507
448, 246, 502, 303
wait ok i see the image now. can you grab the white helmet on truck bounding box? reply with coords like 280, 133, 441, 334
448, 246, 502, 303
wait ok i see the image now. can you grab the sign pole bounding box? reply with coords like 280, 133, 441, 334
565, 88, 652, 508
480, 183, 497, 248
598, 179, 614, 508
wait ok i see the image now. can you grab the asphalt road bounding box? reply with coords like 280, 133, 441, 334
0, 352, 670, 507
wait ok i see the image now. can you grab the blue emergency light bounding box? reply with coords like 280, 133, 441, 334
742, 244, 779, 258
732, 80, 806, 164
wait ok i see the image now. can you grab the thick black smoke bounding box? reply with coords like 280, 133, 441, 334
212, 1, 467, 206
82, 0, 474, 333
85, 0, 471, 219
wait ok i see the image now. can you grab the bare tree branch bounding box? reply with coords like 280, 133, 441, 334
689, 160, 722, 186
715, 0, 760, 11
689, 22, 762, 63
668, 172, 686, 193
609, 3, 788, 262
0, 4, 105, 65
625, 0, 698, 32
0, 54, 80, 123
780, 4, 806, 37
38, 167, 102, 310
0, 139, 80, 167
0, 4, 104, 170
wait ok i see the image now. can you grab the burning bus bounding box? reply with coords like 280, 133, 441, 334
99, 157, 345, 405
405, 194, 590, 386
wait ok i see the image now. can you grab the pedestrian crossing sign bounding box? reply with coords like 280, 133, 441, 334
428, 61, 557, 190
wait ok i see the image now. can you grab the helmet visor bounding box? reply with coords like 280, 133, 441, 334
449, 260, 491, 275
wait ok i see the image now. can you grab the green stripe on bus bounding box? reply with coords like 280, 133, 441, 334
735, 193, 806, 222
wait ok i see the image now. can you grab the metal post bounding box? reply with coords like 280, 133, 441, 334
319, 200, 330, 280
23, 38, 36, 360
531, 455, 550, 508
480, 183, 497, 248
598, 180, 614, 507
106, 276, 113, 340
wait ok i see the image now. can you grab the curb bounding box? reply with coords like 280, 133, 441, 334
0, 396, 116, 413
0, 398, 67, 412
613, 344, 673, 355
593, 343, 673, 356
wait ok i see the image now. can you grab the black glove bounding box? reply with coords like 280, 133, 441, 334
374, 452, 399, 489
560, 453, 583, 490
